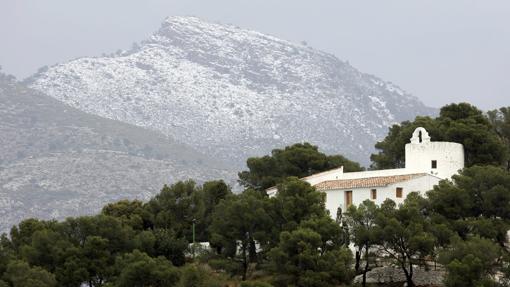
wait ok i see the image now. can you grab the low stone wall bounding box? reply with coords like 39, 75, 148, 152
353, 266, 445, 287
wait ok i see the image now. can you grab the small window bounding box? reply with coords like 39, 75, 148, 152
371, 189, 377, 200
345, 191, 353, 207
431, 160, 437, 169
396, 187, 403, 198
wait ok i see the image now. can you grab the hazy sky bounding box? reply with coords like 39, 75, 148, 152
1, 0, 509, 110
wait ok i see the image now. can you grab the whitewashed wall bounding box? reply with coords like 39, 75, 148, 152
405, 141, 464, 179
324, 175, 441, 217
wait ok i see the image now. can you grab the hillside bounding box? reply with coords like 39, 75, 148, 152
27, 16, 435, 167
0, 73, 233, 233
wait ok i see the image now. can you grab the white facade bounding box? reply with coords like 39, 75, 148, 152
405, 127, 465, 180
322, 174, 441, 216
267, 127, 465, 215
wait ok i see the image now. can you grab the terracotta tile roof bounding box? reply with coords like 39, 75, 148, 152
314, 173, 428, 191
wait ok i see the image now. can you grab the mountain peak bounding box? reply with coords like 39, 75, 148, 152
28, 17, 435, 167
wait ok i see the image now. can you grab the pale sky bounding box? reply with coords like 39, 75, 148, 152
1, 0, 509, 110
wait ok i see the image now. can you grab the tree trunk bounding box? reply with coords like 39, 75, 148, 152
401, 260, 415, 287
248, 238, 257, 263
408, 262, 414, 287
404, 263, 415, 287
242, 243, 248, 281
362, 247, 370, 287
355, 250, 361, 273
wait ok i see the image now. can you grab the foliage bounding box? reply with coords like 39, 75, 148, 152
145, 180, 204, 240
0, 180, 231, 286
268, 216, 353, 287
239, 281, 274, 287
376, 195, 436, 287
114, 250, 180, 287
209, 190, 272, 280
345, 200, 379, 286
487, 106, 510, 171
3, 260, 57, 287
239, 142, 363, 190
197, 180, 232, 241
428, 165, 510, 245
371, 103, 508, 169
439, 237, 501, 287
268, 178, 327, 241
0, 126, 509, 287
178, 264, 226, 287
101, 200, 149, 230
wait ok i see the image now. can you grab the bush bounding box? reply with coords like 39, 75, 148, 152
179, 264, 226, 287
240, 281, 274, 287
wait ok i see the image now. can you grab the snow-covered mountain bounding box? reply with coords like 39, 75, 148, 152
0, 73, 232, 233
28, 16, 435, 167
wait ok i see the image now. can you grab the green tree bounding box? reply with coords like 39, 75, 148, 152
20, 229, 71, 272
268, 216, 353, 287
152, 229, 188, 267
428, 165, 510, 245
9, 219, 57, 253
178, 264, 225, 287
82, 236, 112, 287
268, 178, 327, 242
61, 215, 134, 255
197, 180, 232, 242
371, 103, 508, 169
345, 200, 379, 287
114, 250, 180, 287
239, 143, 363, 190
371, 116, 440, 169
132, 230, 156, 256
209, 190, 272, 280
0, 235, 15, 278
101, 200, 149, 230
239, 281, 274, 287
439, 237, 501, 287
3, 260, 56, 287
54, 247, 89, 287
376, 195, 436, 287
146, 181, 204, 241
487, 106, 510, 171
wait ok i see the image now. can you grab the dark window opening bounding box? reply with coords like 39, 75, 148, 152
396, 187, 403, 198
431, 160, 437, 169
345, 190, 353, 207
371, 189, 377, 200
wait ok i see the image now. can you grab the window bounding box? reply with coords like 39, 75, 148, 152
345, 190, 353, 208
396, 187, 403, 198
371, 189, 377, 200
431, 160, 437, 169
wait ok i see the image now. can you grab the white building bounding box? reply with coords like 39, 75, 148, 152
267, 127, 465, 216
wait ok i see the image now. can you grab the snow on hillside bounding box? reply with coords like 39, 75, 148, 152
28, 16, 435, 166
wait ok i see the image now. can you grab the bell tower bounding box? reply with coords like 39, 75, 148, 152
405, 127, 465, 179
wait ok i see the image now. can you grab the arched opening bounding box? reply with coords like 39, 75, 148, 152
410, 127, 430, 144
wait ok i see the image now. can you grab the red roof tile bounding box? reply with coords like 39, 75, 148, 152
314, 173, 428, 191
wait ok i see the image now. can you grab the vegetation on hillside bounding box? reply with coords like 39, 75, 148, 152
0, 103, 509, 287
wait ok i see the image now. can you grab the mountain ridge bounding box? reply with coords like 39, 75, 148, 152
27, 16, 435, 167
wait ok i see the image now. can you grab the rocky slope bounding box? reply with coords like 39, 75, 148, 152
27, 16, 435, 167
0, 73, 233, 233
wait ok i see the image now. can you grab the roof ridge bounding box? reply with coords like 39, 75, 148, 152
319, 172, 427, 184
314, 173, 430, 191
